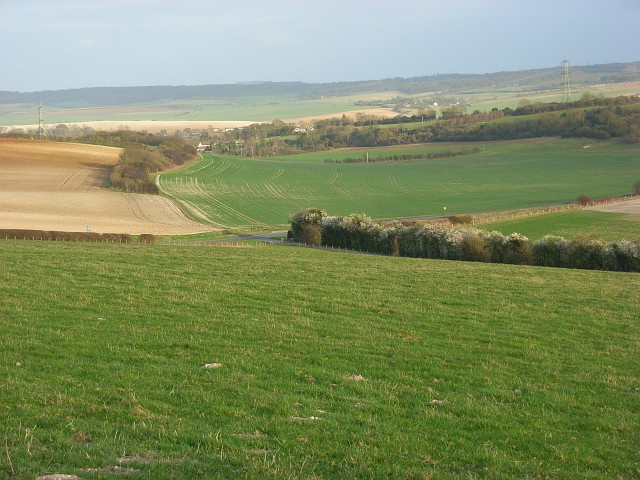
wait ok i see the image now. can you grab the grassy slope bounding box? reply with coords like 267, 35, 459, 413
1, 241, 638, 479
158, 139, 640, 229
479, 210, 640, 242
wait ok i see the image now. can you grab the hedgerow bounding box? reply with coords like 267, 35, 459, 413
0, 229, 154, 243
290, 210, 640, 272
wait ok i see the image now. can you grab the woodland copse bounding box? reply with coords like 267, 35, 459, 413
107, 134, 196, 194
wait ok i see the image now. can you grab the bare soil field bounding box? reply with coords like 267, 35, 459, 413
586, 197, 640, 215
284, 107, 398, 123
0, 138, 213, 234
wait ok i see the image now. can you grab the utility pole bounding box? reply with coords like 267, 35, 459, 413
561, 58, 571, 104
38, 103, 45, 139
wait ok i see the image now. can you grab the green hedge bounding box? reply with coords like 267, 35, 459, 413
290, 210, 640, 272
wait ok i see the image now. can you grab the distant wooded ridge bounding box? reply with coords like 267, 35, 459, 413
1, 61, 639, 108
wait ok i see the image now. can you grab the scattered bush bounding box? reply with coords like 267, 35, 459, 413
577, 194, 592, 205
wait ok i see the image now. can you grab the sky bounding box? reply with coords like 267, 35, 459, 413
1, 0, 639, 92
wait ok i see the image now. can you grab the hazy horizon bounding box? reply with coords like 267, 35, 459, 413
1, 0, 639, 93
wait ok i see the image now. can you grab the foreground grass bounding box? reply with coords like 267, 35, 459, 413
1, 241, 638, 479
158, 139, 640, 228
479, 209, 640, 242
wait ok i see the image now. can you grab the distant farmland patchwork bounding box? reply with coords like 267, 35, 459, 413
158, 139, 640, 229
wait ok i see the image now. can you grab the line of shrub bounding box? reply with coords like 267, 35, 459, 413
289, 209, 640, 272
0, 229, 155, 244
323, 148, 481, 164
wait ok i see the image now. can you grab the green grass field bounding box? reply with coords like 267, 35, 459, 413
1, 240, 638, 479
157, 139, 640, 230
479, 210, 640, 242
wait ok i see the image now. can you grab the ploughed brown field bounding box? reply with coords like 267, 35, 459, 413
0, 138, 213, 234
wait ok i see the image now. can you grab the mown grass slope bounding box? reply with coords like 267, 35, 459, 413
158, 139, 640, 229
1, 240, 638, 479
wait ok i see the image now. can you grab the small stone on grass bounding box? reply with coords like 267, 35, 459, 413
36, 476, 82, 480
202, 363, 222, 369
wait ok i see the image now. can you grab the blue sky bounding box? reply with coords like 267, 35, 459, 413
1, 0, 638, 92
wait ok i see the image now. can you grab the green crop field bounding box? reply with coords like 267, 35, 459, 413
479, 210, 640, 242
1, 240, 638, 479
157, 138, 640, 230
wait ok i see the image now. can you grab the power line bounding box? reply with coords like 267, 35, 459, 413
38, 102, 45, 138
560, 58, 571, 104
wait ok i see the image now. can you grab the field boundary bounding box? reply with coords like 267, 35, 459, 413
466, 194, 640, 225
0, 229, 154, 244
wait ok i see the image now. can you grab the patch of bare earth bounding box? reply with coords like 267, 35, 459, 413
284, 107, 397, 124
0, 138, 214, 234
586, 198, 640, 215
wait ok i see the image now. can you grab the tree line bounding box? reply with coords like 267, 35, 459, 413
323, 148, 481, 164
288, 208, 640, 273
208, 94, 640, 157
